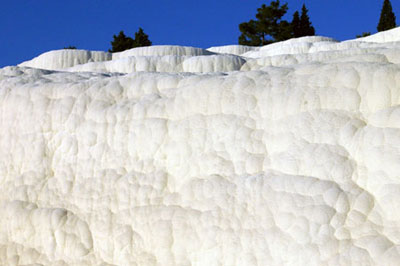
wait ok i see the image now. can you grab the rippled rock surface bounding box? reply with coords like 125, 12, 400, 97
2, 28, 400, 265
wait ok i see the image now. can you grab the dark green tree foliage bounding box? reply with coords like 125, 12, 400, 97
377, 0, 396, 32
109, 31, 134, 53
133, 27, 152, 47
275, 20, 293, 41
356, 32, 371, 38
239, 0, 290, 46
298, 4, 315, 37
239, 20, 264, 46
109, 28, 152, 53
291, 11, 301, 38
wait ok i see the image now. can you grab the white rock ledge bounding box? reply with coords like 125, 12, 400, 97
2, 28, 400, 265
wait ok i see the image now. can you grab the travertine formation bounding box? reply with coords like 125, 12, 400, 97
2, 28, 400, 265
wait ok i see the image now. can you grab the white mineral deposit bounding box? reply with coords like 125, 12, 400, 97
2, 28, 400, 265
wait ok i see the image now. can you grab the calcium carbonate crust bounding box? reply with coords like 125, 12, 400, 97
2, 27, 400, 265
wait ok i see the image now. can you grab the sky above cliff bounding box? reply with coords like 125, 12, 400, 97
0, 0, 396, 67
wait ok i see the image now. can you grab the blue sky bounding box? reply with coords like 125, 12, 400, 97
0, 0, 397, 67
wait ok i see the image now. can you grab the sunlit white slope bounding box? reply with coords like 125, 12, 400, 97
18, 49, 111, 70
357, 26, 400, 43
67, 54, 246, 73
242, 36, 338, 57
1, 28, 400, 266
207, 44, 259, 55
112, 45, 215, 59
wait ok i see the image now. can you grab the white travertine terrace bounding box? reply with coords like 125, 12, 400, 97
18, 49, 112, 71
112, 45, 215, 59
206, 45, 259, 55
2, 27, 400, 265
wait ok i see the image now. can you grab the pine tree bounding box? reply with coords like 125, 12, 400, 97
299, 4, 315, 36
109, 28, 152, 53
132, 28, 152, 48
238, 0, 290, 46
109, 31, 134, 53
377, 0, 396, 32
292, 11, 301, 37
275, 20, 293, 41
356, 32, 371, 38
239, 20, 265, 46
